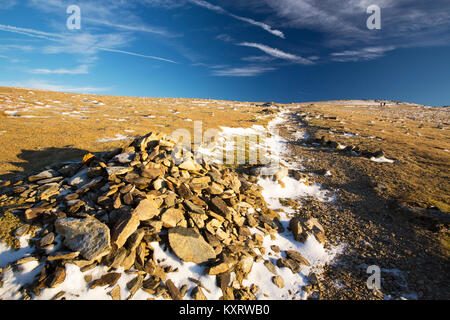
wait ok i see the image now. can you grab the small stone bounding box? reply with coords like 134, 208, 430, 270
165, 279, 182, 300
270, 245, 280, 253
49, 266, 66, 288
168, 227, 216, 264
161, 208, 186, 228
126, 274, 144, 300
210, 197, 230, 217
108, 285, 121, 300
55, 216, 111, 261
141, 167, 165, 180
290, 217, 307, 242
15, 256, 38, 265
90, 273, 121, 289
112, 214, 140, 249
184, 200, 205, 215
47, 252, 80, 261
29, 169, 59, 182
132, 199, 161, 221
38, 232, 55, 247
125, 229, 146, 252
67, 168, 89, 187
191, 286, 207, 300
208, 258, 236, 275
272, 275, 284, 288
263, 260, 278, 275
179, 159, 202, 172
285, 250, 310, 266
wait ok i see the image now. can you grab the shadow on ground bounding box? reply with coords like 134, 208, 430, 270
0, 147, 90, 182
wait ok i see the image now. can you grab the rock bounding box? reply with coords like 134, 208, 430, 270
49, 266, 66, 288
47, 252, 80, 261
276, 258, 301, 273
184, 200, 205, 215
132, 199, 161, 221
15, 256, 38, 265
208, 258, 236, 275
210, 197, 230, 217
272, 275, 284, 288
38, 183, 60, 200
179, 159, 202, 172
24, 208, 47, 221
109, 247, 128, 269
106, 167, 131, 177
121, 250, 136, 270
55, 216, 111, 261
29, 169, 59, 182
108, 285, 121, 300
207, 183, 224, 195
191, 286, 207, 300
125, 229, 146, 252
112, 199, 160, 248
190, 176, 211, 190
111, 214, 140, 249
235, 255, 254, 282
67, 168, 89, 187
38, 232, 55, 247
285, 250, 310, 266
126, 274, 144, 300
161, 208, 186, 228
290, 217, 307, 242
15, 225, 29, 237
141, 167, 165, 180
90, 273, 121, 289
177, 183, 193, 199
168, 227, 216, 264
263, 260, 278, 275
113, 153, 135, 164
165, 279, 182, 300
270, 245, 280, 253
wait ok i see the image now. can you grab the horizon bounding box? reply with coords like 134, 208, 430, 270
0, 1, 449, 107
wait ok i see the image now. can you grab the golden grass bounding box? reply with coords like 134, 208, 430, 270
0, 87, 273, 179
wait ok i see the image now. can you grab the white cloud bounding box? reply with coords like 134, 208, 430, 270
28, 64, 89, 74
238, 42, 314, 64
212, 65, 275, 77
241, 0, 450, 49
331, 46, 395, 62
0, 24, 177, 63
188, 0, 285, 38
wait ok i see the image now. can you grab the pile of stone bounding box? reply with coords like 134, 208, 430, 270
0, 131, 326, 300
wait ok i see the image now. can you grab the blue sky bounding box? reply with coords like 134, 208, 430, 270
0, 0, 449, 106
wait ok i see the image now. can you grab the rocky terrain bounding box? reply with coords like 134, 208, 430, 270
0, 89, 449, 300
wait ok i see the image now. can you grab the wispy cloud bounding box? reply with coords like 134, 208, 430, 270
238, 42, 314, 64
28, 64, 89, 75
83, 18, 180, 38
0, 24, 177, 63
240, 0, 450, 49
188, 0, 285, 39
331, 46, 396, 62
212, 65, 275, 77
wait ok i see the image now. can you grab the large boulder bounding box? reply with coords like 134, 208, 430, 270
168, 227, 216, 264
55, 216, 111, 261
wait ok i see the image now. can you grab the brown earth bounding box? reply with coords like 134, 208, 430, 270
274, 101, 449, 299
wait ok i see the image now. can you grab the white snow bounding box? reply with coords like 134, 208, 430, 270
370, 156, 395, 163
97, 134, 131, 143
